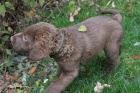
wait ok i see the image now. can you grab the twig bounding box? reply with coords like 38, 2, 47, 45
0, 62, 6, 66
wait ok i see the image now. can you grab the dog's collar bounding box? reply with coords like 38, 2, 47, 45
50, 31, 65, 58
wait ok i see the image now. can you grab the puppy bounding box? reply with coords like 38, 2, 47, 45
10, 10, 124, 93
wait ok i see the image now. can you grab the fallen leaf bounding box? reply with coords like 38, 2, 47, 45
69, 14, 74, 22
134, 42, 140, 46
73, 10, 78, 16
94, 82, 111, 93
24, 91, 28, 93
8, 88, 14, 93
28, 66, 37, 74
77, 6, 81, 11
8, 84, 14, 88
43, 78, 48, 83
132, 55, 140, 59
35, 79, 41, 86
16, 89, 22, 93
22, 72, 27, 85
125, 5, 132, 9
94, 82, 104, 93
4, 72, 9, 80
89, 1, 94, 6
29, 9, 36, 18
0, 82, 9, 91
17, 63, 23, 70
23, 11, 32, 19
14, 82, 22, 88
8, 27, 13, 32
78, 25, 87, 32
112, 2, 115, 8
9, 75, 20, 81
13, 56, 27, 62
103, 84, 111, 87
2, 21, 8, 26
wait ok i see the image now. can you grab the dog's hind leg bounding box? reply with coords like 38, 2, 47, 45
104, 43, 120, 76
103, 33, 122, 76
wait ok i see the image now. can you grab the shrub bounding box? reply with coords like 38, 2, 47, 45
0, 0, 62, 58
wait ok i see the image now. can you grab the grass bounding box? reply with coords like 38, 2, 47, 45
29, 0, 140, 93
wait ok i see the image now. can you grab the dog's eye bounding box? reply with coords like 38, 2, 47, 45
13, 37, 16, 43
23, 36, 28, 42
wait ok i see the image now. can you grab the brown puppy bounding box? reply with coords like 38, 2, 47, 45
10, 10, 124, 93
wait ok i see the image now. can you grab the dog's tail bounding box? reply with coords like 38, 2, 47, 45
101, 10, 122, 23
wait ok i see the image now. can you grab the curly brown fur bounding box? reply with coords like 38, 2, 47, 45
10, 10, 124, 93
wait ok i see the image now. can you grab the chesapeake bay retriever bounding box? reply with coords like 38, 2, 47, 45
10, 10, 124, 93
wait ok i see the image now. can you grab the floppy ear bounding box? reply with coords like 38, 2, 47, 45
29, 41, 49, 61
28, 28, 51, 61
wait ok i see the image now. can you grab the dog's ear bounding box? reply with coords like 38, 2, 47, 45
28, 26, 51, 61
29, 41, 49, 61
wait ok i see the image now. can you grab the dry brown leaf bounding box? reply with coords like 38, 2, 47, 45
9, 75, 20, 81
23, 8, 36, 19
4, 73, 9, 80
132, 55, 140, 59
30, 9, 36, 17
125, 5, 132, 9
0, 82, 9, 91
28, 66, 37, 74
73, 10, 78, 16
8, 88, 14, 93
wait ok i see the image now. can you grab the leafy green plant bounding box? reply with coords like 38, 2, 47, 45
0, 0, 57, 57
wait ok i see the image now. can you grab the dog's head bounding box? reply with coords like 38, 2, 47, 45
10, 22, 58, 61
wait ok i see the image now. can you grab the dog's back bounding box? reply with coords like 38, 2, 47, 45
67, 10, 123, 67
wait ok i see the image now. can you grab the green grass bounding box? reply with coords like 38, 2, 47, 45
30, 0, 140, 93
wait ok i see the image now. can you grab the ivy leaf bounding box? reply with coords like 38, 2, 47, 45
17, 63, 23, 70
5, 2, 15, 10
6, 49, 12, 55
23, 0, 30, 4
78, 25, 87, 32
3, 35, 9, 41
39, 0, 45, 7
30, 0, 37, 8
1, 30, 10, 34
0, 4, 6, 16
